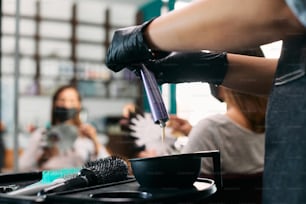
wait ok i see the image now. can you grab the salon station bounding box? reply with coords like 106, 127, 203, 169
0, 0, 282, 203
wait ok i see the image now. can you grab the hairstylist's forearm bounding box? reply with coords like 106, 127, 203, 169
145, 0, 306, 51
222, 54, 278, 95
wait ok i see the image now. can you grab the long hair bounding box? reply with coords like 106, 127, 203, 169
51, 85, 82, 126
224, 47, 267, 133
223, 88, 267, 133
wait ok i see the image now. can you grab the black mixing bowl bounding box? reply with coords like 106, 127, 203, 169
129, 150, 221, 188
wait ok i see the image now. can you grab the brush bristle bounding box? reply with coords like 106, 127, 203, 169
83, 156, 128, 184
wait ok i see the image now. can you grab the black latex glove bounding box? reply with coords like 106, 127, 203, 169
145, 51, 228, 85
105, 19, 168, 72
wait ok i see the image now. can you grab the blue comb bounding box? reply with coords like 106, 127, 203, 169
40, 167, 81, 184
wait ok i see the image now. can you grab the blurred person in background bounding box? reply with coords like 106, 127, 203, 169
171, 48, 267, 176
181, 85, 267, 175
19, 85, 109, 171
128, 83, 267, 176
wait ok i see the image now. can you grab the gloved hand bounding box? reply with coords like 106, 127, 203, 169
105, 19, 169, 72
145, 51, 228, 85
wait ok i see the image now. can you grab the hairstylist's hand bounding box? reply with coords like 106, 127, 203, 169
80, 124, 100, 156
37, 146, 59, 168
105, 19, 169, 72
145, 51, 228, 85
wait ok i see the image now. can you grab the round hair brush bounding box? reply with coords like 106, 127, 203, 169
39, 156, 128, 195
83, 156, 128, 185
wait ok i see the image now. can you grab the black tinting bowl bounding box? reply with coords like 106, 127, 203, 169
129, 150, 220, 188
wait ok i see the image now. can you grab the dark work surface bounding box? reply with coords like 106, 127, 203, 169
0, 171, 43, 204
44, 177, 216, 204
0, 177, 216, 204
0, 194, 43, 204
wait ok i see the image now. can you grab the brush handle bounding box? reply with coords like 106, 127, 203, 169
140, 64, 169, 127
39, 176, 89, 195
7, 178, 65, 196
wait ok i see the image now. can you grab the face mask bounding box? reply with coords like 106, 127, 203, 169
53, 107, 78, 123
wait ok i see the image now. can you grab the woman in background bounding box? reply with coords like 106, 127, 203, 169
181, 85, 267, 175
176, 48, 267, 175
131, 83, 267, 175
19, 85, 109, 171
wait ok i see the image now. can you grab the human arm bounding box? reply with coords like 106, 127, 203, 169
222, 54, 278, 95
106, 0, 305, 71
167, 115, 193, 136
79, 124, 101, 156
146, 51, 277, 95
145, 0, 306, 52
19, 129, 47, 171
106, 0, 292, 95
145, 0, 297, 94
